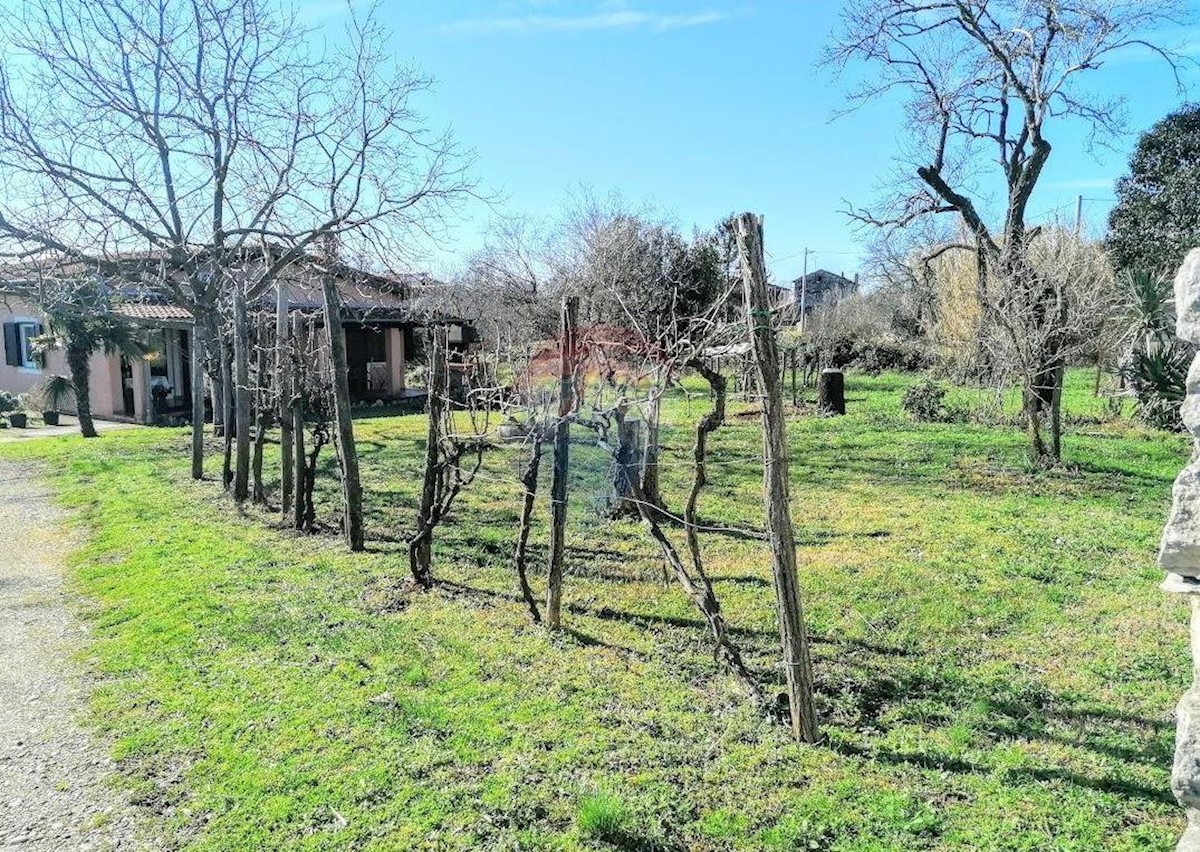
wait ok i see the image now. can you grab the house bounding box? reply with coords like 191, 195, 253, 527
790, 269, 858, 315
0, 254, 465, 424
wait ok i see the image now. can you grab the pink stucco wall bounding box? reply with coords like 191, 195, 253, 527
0, 298, 124, 418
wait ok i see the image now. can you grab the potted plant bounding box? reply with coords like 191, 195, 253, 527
0, 391, 27, 428
37, 374, 73, 426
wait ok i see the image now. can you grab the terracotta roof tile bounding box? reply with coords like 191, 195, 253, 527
114, 303, 194, 321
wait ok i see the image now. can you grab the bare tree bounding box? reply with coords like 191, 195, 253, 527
408, 326, 492, 588
986, 225, 1119, 459
0, 0, 471, 484
575, 291, 768, 708
827, 0, 1187, 462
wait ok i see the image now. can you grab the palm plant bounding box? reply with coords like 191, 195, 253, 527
36, 374, 73, 425
1118, 269, 1194, 431
34, 280, 146, 437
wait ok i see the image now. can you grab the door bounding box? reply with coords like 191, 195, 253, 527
344, 325, 369, 400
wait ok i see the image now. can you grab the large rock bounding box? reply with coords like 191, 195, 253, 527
1160, 458, 1200, 580
1176, 599, 1200, 852
1164, 251, 1200, 852
1184, 355, 1200, 438
1177, 249, 1200, 345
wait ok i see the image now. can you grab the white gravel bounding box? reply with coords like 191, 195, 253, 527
0, 461, 159, 851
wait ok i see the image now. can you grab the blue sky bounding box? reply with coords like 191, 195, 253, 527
347, 0, 1197, 283
76, 0, 1200, 283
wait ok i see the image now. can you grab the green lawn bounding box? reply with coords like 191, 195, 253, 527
0, 369, 1191, 851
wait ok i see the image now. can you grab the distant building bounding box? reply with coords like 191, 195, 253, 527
791, 269, 858, 314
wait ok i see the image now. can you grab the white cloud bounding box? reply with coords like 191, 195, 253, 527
440, 7, 728, 37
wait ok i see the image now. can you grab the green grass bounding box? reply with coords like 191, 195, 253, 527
577, 791, 632, 842
0, 368, 1190, 850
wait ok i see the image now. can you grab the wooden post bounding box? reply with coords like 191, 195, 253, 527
321, 274, 365, 551
736, 212, 819, 744
817, 369, 845, 416
545, 295, 578, 630
251, 313, 269, 504
789, 349, 796, 407
220, 333, 234, 489
210, 330, 224, 438
190, 323, 205, 480
277, 282, 294, 516
232, 283, 252, 501
291, 312, 307, 532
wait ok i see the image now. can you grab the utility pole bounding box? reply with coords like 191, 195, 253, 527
799, 248, 812, 333
1075, 195, 1083, 235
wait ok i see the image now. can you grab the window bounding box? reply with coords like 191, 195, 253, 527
3, 320, 43, 370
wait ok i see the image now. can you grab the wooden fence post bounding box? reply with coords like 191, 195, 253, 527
277, 281, 294, 516
321, 274, 365, 551
190, 323, 205, 480
291, 312, 307, 532
735, 212, 819, 744
231, 285, 251, 501
546, 295, 578, 630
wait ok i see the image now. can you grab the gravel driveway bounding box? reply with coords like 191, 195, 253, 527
0, 461, 156, 851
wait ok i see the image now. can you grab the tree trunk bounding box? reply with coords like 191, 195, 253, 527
220, 335, 233, 489
277, 282, 294, 516
1024, 354, 1063, 466
677, 360, 766, 704
1050, 360, 1064, 461
65, 343, 97, 438
610, 417, 643, 517
640, 369, 664, 513
321, 274, 365, 551
291, 313, 307, 531
619, 443, 765, 708
817, 369, 845, 416
301, 429, 325, 533
232, 284, 251, 502
736, 212, 819, 744
545, 296, 578, 630
512, 437, 543, 623
251, 315, 270, 505
190, 323, 205, 478
206, 316, 223, 438
292, 394, 307, 531
410, 328, 446, 587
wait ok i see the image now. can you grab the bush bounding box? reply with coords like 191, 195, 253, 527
854, 341, 934, 375
0, 391, 17, 414
1124, 342, 1190, 431
901, 378, 949, 422
404, 363, 427, 389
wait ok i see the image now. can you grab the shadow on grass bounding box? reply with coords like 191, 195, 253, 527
832, 739, 1174, 806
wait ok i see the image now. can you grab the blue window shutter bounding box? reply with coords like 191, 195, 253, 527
3, 322, 18, 367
